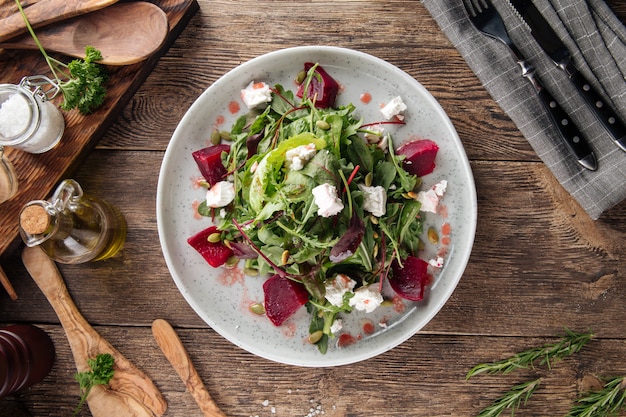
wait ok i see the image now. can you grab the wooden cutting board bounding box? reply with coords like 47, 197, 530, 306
0, 0, 199, 258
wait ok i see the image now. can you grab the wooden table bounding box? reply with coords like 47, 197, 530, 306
1, 1, 625, 416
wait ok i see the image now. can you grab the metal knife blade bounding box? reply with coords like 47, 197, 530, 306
509, 0, 626, 152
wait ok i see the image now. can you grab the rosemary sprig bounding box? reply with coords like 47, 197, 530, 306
477, 378, 542, 417
467, 329, 593, 379
566, 376, 626, 417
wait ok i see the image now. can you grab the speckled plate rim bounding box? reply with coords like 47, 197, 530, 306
157, 46, 477, 367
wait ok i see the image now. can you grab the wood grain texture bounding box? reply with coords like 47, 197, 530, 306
0, 0, 200, 258
0, 0, 118, 42
1, 2, 170, 65
0, 0, 624, 416
21, 246, 167, 417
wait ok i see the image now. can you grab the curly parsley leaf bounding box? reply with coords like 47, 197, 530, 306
16, 1, 108, 114
60, 46, 108, 114
73, 353, 115, 416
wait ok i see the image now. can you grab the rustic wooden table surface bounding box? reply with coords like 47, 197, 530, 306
1, 1, 625, 416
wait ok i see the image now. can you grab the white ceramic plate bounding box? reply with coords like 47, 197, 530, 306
157, 46, 477, 367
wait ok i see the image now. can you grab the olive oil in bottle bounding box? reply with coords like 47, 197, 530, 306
19, 179, 126, 264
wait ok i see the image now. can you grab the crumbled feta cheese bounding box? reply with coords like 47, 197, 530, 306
415, 180, 448, 213
381, 96, 407, 120
312, 183, 344, 217
240, 81, 272, 109
358, 184, 387, 217
349, 285, 384, 313
329, 318, 343, 334
324, 274, 356, 307
285, 143, 317, 170
205, 181, 235, 208
429, 256, 444, 268
433, 179, 447, 197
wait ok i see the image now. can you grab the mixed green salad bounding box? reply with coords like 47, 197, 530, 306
187, 63, 444, 353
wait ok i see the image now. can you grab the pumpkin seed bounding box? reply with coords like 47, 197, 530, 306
365, 172, 373, 187
427, 227, 439, 245
210, 129, 221, 145
207, 232, 222, 243
295, 70, 307, 85
308, 330, 324, 344
225, 256, 239, 267
219, 130, 231, 141
249, 302, 265, 315
281, 250, 290, 265
316, 120, 330, 130
243, 267, 258, 276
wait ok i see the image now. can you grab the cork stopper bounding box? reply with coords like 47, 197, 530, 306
20, 205, 50, 235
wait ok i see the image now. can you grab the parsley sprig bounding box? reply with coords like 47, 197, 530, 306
73, 353, 115, 416
15, 0, 108, 114
467, 329, 594, 379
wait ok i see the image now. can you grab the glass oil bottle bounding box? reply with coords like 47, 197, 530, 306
18, 179, 126, 264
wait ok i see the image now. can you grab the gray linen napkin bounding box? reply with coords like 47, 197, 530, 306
421, 0, 626, 219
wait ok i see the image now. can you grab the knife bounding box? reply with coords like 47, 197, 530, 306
508, 0, 626, 152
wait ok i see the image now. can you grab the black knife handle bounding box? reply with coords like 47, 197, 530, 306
569, 69, 626, 152
519, 61, 598, 170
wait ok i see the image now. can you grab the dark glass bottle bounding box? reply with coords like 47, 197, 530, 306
0, 324, 55, 399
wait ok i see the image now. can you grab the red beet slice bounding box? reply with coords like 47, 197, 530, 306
397, 139, 439, 177
263, 274, 310, 326
187, 225, 234, 268
192, 144, 230, 186
296, 63, 339, 108
389, 256, 429, 301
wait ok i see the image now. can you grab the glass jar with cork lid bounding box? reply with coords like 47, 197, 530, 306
19, 179, 127, 264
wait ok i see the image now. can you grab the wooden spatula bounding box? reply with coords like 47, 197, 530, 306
0, 2, 168, 65
0, 0, 118, 42
152, 319, 228, 417
22, 246, 167, 417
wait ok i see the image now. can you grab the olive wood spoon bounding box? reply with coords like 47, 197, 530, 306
0, 2, 168, 65
0, 0, 117, 42
152, 319, 228, 417
22, 246, 167, 417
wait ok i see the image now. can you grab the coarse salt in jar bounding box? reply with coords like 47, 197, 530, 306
0, 76, 64, 154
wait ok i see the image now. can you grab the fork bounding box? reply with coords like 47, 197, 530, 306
461, 0, 598, 171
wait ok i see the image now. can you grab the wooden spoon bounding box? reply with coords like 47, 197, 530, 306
152, 319, 228, 417
0, 2, 168, 65
0, 0, 118, 42
22, 246, 168, 417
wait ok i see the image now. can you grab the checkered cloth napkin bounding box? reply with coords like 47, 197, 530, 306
422, 0, 626, 219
